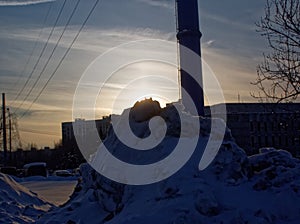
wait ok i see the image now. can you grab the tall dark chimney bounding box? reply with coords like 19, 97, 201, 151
176, 0, 204, 116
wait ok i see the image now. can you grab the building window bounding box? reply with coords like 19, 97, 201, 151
279, 136, 282, 146
265, 136, 269, 146
264, 122, 267, 132
278, 123, 280, 131
258, 136, 261, 146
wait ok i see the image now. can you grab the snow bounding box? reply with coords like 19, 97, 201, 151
36, 104, 300, 224
2, 103, 300, 223
0, 173, 52, 224
0, 174, 77, 223
23, 162, 47, 169
21, 180, 78, 206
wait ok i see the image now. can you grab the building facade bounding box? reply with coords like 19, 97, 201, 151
209, 103, 300, 157
62, 116, 112, 151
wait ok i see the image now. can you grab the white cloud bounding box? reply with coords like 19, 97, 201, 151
204, 39, 215, 47
137, 0, 173, 9
0, 0, 54, 6
201, 11, 255, 31
2, 26, 175, 53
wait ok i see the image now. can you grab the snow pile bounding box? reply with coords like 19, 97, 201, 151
38, 103, 300, 224
0, 173, 52, 223
249, 148, 300, 191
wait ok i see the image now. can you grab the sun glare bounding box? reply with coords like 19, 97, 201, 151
95, 61, 179, 117
134, 95, 170, 108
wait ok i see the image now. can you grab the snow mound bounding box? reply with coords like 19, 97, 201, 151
0, 173, 52, 223
38, 104, 300, 224
249, 148, 300, 191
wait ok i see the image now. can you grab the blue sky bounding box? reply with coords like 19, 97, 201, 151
0, 0, 268, 147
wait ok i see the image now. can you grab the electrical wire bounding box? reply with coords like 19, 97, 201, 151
13, 0, 67, 112
10, 2, 53, 103
19, 0, 100, 119
19, 128, 60, 137
15, 0, 81, 113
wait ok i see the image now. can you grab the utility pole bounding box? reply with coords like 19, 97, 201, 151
2, 93, 7, 165
176, 0, 204, 116
7, 108, 12, 162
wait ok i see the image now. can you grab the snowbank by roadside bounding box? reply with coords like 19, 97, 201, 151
0, 173, 53, 224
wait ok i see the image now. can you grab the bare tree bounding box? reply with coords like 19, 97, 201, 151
252, 0, 300, 102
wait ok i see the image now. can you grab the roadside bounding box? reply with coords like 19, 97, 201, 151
20, 179, 77, 206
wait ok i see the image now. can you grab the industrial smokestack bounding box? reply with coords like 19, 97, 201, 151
176, 0, 204, 116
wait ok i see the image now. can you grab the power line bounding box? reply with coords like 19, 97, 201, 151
13, 0, 68, 113
19, 0, 101, 119
15, 0, 81, 113
19, 128, 60, 137
10, 2, 53, 103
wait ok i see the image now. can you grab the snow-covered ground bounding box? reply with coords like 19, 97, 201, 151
20, 180, 77, 206
1, 104, 300, 223
0, 173, 52, 224
38, 150, 300, 224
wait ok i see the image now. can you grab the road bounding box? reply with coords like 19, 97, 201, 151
21, 180, 78, 206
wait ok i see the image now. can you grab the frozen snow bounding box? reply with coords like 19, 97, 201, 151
21, 180, 78, 206
2, 103, 300, 224
0, 173, 52, 224
36, 104, 300, 224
